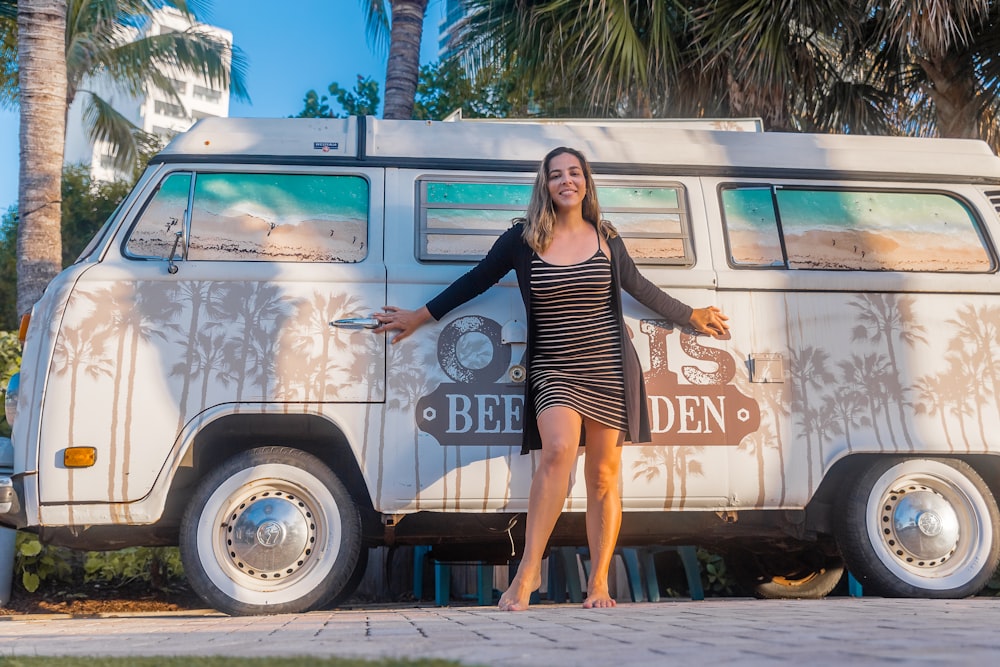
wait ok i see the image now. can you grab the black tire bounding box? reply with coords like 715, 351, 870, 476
179, 446, 364, 615
836, 457, 1000, 598
741, 552, 844, 600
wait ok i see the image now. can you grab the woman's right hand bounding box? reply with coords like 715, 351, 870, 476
374, 305, 433, 343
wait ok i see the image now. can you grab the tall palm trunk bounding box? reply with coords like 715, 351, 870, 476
16, 0, 67, 316
382, 0, 427, 120
922, 51, 981, 140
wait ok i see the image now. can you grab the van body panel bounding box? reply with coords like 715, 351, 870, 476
34, 164, 387, 505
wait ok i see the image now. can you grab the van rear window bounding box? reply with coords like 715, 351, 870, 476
419, 179, 692, 264
721, 186, 993, 272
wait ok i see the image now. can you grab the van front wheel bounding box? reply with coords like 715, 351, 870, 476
836, 457, 1000, 598
180, 446, 363, 615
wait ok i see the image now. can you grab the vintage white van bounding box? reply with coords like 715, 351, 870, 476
4, 116, 1000, 615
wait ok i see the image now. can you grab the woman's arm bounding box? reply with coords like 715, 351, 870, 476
613, 237, 729, 338
375, 224, 522, 343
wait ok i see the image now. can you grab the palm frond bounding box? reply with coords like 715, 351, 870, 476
359, 0, 390, 56
80, 90, 161, 173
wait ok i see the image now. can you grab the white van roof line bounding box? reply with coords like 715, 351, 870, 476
157, 116, 1000, 181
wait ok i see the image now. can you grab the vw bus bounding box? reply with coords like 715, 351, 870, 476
3, 116, 1000, 614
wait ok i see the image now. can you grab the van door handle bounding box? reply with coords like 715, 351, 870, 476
330, 317, 381, 330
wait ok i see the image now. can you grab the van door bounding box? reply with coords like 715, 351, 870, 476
38, 166, 386, 505
379, 170, 737, 513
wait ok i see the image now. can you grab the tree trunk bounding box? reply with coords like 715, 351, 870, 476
921, 51, 981, 140
17, 0, 67, 316
382, 0, 428, 120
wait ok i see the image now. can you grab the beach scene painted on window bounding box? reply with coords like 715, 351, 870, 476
725, 187, 992, 272
422, 181, 689, 262
188, 173, 369, 262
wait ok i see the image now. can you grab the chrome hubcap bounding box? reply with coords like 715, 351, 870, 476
880, 484, 960, 568
224, 491, 316, 579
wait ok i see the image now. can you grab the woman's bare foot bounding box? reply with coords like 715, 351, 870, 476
498, 571, 542, 611
582, 586, 616, 609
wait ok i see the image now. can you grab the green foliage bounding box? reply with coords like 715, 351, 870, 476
14, 532, 74, 593
84, 547, 185, 590
13, 531, 188, 595
413, 60, 510, 120
0, 206, 15, 331
0, 329, 21, 437
297, 75, 381, 118
0, 165, 134, 329
295, 60, 511, 121
697, 548, 736, 596
60, 164, 133, 266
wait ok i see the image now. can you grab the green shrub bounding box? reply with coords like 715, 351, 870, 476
14, 532, 186, 595
84, 546, 185, 590
14, 532, 74, 593
0, 329, 20, 438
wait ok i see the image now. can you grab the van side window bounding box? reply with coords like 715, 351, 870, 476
600, 185, 691, 264
125, 171, 192, 259
188, 173, 369, 262
720, 187, 784, 267
419, 179, 693, 264
420, 181, 533, 260
722, 186, 993, 272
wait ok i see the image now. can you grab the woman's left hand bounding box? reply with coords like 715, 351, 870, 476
689, 306, 730, 338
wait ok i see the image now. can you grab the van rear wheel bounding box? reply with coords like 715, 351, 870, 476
836, 457, 1000, 598
180, 446, 363, 616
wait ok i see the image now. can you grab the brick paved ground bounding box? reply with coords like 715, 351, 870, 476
2, 598, 999, 666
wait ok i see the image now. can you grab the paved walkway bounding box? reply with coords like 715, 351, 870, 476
2, 598, 1000, 666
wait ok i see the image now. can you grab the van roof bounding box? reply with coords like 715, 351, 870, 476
155, 116, 1000, 182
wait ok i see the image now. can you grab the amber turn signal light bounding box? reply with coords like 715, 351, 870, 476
64, 447, 97, 468
17, 313, 30, 345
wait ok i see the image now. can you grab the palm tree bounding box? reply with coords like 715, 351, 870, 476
360, 0, 429, 119
15, 0, 67, 317
846, 1, 1000, 147
3, 1, 249, 171
463, 0, 699, 118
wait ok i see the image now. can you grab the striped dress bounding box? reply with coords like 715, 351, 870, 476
529, 239, 628, 432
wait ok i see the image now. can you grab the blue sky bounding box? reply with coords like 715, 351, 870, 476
0, 0, 447, 211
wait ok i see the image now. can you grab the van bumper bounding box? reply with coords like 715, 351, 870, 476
0, 437, 24, 528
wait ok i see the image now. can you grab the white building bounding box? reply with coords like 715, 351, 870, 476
64, 7, 232, 183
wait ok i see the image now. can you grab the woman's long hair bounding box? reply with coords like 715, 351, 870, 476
518, 146, 618, 254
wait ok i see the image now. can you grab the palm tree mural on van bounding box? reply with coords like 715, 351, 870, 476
948, 304, 1000, 420
849, 294, 926, 450
79, 281, 180, 511
914, 373, 955, 452
213, 282, 288, 402
170, 281, 224, 435
279, 292, 366, 401
913, 305, 1000, 454
822, 385, 865, 453
837, 353, 891, 451
386, 345, 442, 511
51, 316, 113, 519
631, 445, 705, 510
788, 346, 833, 494
737, 425, 777, 507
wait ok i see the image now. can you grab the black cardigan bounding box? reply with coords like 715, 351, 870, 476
426, 223, 693, 454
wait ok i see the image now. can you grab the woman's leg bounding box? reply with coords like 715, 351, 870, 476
498, 406, 581, 611
581, 418, 625, 609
